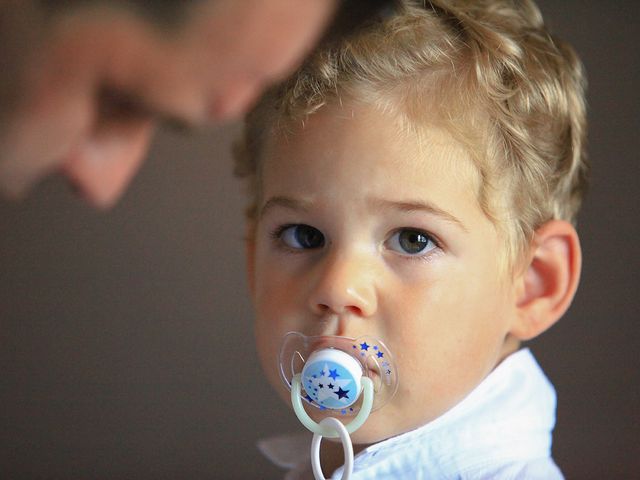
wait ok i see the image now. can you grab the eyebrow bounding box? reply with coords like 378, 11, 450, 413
370, 198, 469, 232
260, 195, 467, 232
259, 196, 313, 218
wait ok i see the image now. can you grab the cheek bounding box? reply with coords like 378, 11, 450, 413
252, 255, 301, 383
253, 293, 289, 403
254, 266, 298, 325
384, 269, 513, 423
252, 242, 310, 323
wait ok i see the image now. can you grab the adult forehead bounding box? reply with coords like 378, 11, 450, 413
38, 0, 196, 20
36, 0, 400, 29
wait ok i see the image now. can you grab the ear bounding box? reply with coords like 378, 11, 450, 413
510, 220, 582, 341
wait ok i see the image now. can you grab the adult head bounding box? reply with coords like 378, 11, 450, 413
0, 0, 395, 208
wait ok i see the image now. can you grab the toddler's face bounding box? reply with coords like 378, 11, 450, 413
247, 103, 520, 443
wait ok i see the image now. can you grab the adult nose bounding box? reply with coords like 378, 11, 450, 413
62, 119, 155, 208
208, 78, 262, 121
308, 250, 378, 321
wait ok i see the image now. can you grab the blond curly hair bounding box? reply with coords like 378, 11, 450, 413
234, 0, 588, 268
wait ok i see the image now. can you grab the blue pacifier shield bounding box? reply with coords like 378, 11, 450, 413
301, 349, 363, 410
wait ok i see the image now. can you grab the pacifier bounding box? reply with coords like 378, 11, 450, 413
278, 332, 399, 480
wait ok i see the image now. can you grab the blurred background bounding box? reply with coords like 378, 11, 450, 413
1, 1, 638, 478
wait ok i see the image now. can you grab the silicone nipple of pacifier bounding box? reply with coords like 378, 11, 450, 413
301, 348, 363, 411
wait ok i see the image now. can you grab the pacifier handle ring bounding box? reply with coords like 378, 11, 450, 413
311, 417, 354, 480
291, 374, 374, 437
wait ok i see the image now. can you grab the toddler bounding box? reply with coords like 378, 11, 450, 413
235, 1, 587, 478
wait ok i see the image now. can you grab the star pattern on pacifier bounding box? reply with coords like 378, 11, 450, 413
305, 364, 353, 406
352, 341, 394, 383
279, 332, 399, 416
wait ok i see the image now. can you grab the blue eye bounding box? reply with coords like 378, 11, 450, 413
279, 224, 325, 249
388, 229, 437, 255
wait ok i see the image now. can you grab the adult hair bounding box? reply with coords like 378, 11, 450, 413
235, 0, 588, 268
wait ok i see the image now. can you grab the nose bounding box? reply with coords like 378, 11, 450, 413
62, 119, 155, 208
208, 78, 262, 121
308, 250, 378, 320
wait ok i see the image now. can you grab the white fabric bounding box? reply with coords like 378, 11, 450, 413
258, 348, 563, 479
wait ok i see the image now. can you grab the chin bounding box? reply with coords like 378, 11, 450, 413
279, 386, 413, 445
349, 412, 400, 445
304, 407, 403, 446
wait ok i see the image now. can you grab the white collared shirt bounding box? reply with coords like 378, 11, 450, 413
259, 348, 563, 479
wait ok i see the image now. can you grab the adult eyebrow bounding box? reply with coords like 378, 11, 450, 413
259, 196, 312, 219
98, 85, 195, 132
370, 198, 469, 233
